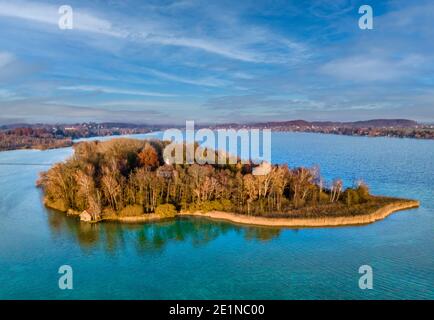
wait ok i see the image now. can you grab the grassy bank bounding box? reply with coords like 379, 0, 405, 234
178, 198, 419, 228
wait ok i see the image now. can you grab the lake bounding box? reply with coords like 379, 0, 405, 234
0, 132, 433, 299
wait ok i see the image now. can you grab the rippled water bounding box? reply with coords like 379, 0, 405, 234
0, 132, 432, 299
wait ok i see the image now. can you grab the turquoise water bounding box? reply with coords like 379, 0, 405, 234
0, 132, 432, 299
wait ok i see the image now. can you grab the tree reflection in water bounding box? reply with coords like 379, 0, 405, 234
46, 209, 283, 254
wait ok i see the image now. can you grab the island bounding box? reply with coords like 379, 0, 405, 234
37, 138, 419, 228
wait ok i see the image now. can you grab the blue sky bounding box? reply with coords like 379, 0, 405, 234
0, 0, 433, 124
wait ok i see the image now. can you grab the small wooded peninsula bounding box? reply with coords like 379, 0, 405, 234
37, 138, 419, 227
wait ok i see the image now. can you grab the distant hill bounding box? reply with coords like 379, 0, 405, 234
250, 119, 418, 128
1, 119, 419, 131
341, 119, 418, 128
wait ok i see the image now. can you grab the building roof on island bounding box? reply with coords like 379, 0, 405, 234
252, 162, 272, 176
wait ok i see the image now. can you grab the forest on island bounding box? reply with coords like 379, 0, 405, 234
38, 138, 373, 220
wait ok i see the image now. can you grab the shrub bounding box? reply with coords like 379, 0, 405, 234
201, 200, 223, 211
102, 207, 117, 218
194, 200, 235, 212
219, 199, 234, 211
186, 202, 199, 212
155, 204, 177, 218
343, 189, 360, 206
45, 198, 68, 212
356, 184, 371, 202
119, 205, 144, 217
319, 191, 329, 204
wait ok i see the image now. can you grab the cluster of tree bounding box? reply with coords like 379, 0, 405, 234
0, 133, 72, 151
316, 127, 434, 139
38, 138, 372, 219
211, 119, 434, 140
5, 127, 56, 137
0, 123, 156, 151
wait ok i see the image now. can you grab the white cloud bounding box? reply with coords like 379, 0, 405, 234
0, 52, 14, 68
0, 0, 256, 61
143, 68, 228, 87
0, 89, 16, 99
0, 0, 123, 37
58, 85, 176, 97
145, 35, 259, 62
320, 55, 425, 81
0, 99, 203, 124
0, 0, 309, 64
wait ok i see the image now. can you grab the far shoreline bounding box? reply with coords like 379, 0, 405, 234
2, 127, 434, 153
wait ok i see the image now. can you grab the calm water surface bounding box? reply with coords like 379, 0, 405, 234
0, 132, 433, 299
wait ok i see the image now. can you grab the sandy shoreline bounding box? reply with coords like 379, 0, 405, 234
177, 200, 420, 228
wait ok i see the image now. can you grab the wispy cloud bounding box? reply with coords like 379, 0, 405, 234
143, 68, 229, 87
0, 0, 123, 37
144, 35, 259, 62
0, 99, 175, 124
0, 88, 17, 100
0, 51, 14, 68
0, 0, 309, 64
320, 55, 426, 81
58, 85, 177, 97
